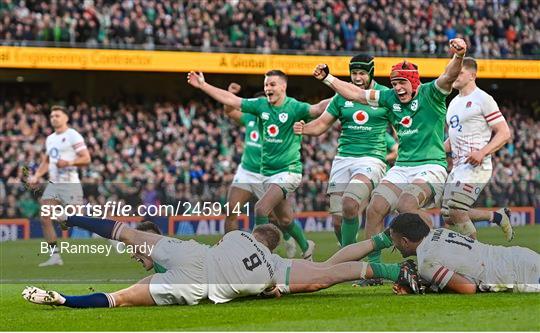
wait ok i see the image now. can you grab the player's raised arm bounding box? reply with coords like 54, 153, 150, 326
313, 64, 372, 105
435, 38, 467, 93
294, 111, 337, 136
308, 97, 331, 118
187, 71, 242, 109
223, 82, 244, 125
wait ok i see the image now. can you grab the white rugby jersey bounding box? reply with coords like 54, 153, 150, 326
417, 228, 520, 292
446, 87, 505, 169
207, 230, 282, 303
45, 128, 87, 183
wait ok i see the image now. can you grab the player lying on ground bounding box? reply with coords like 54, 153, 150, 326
327, 212, 539, 294
22, 216, 417, 308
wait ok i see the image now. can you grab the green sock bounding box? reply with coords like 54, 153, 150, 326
282, 231, 292, 241
286, 221, 309, 252
341, 216, 359, 246
371, 230, 393, 251
370, 263, 401, 281
255, 216, 269, 226
367, 250, 381, 264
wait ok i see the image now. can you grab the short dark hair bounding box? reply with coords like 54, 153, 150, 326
253, 91, 266, 98
253, 224, 281, 252
135, 221, 163, 235
389, 213, 430, 242
50, 105, 68, 116
265, 70, 287, 82
462, 57, 478, 73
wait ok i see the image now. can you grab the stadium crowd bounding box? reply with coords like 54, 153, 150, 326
1, 97, 538, 219
1, 0, 539, 57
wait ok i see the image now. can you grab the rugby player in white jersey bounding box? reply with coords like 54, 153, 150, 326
22, 215, 417, 308
443, 57, 513, 240
389, 213, 539, 293
27, 106, 90, 267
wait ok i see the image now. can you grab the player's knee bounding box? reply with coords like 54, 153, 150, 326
332, 215, 342, 229
441, 205, 453, 225
366, 197, 389, 221
448, 207, 469, 223
328, 194, 343, 217
396, 194, 418, 213
254, 201, 270, 217
342, 197, 359, 219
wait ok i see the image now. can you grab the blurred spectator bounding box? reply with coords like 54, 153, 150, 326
0, 0, 539, 57
0, 96, 538, 219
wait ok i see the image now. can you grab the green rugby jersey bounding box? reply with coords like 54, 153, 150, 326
241, 97, 310, 176
326, 82, 390, 162
378, 81, 449, 168
239, 113, 262, 173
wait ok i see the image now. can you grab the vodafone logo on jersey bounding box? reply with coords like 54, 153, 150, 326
400, 116, 412, 128
250, 131, 259, 141
267, 125, 279, 137
352, 111, 369, 125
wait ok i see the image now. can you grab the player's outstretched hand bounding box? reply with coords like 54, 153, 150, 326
394, 259, 423, 295
313, 64, 330, 81
465, 150, 485, 166
449, 38, 467, 57
260, 285, 282, 298
293, 120, 305, 135
227, 82, 241, 94
187, 71, 206, 89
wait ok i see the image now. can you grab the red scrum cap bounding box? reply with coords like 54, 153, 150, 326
390, 61, 420, 93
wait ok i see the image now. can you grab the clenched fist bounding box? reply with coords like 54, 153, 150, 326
449, 38, 467, 57
313, 64, 330, 81
293, 120, 305, 135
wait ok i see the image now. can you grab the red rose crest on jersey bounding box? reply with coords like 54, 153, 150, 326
352, 110, 369, 125
267, 124, 279, 137
400, 116, 412, 128
466, 101, 472, 108
250, 131, 259, 141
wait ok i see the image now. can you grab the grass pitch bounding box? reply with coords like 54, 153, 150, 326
1, 225, 540, 331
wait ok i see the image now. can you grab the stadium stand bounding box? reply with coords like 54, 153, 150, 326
1, 98, 538, 218
1, 0, 539, 57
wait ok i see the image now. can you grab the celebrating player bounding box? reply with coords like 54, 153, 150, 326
26, 106, 91, 267
313, 38, 467, 266
187, 69, 329, 260
389, 213, 540, 293
442, 57, 513, 240
22, 215, 416, 308
222, 83, 297, 257
294, 54, 391, 248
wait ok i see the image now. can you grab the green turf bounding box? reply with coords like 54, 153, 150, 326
1, 225, 540, 331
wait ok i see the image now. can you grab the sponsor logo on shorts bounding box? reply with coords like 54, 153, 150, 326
267, 125, 279, 137
352, 110, 369, 125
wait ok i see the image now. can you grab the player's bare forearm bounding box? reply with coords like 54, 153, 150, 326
224, 107, 243, 125
480, 122, 511, 156
200, 83, 242, 109
72, 150, 91, 166
34, 162, 49, 179
436, 55, 464, 92
321, 239, 374, 266
309, 98, 331, 118
444, 139, 452, 153
328, 79, 368, 104
302, 112, 335, 136
444, 273, 477, 294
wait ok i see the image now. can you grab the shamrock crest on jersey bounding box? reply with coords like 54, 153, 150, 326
278, 113, 288, 123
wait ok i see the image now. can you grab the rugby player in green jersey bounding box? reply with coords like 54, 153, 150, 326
314, 38, 468, 265
187, 70, 329, 260
293, 55, 393, 248
222, 83, 298, 258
